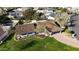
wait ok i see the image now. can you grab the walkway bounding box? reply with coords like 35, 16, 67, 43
51, 33, 79, 48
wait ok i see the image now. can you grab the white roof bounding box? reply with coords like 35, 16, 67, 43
46, 10, 53, 13
45, 13, 51, 16
2, 26, 11, 31
47, 16, 55, 20
12, 20, 19, 27
31, 20, 37, 23
13, 8, 22, 12
33, 7, 39, 10
36, 10, 44, 13
16, 8, 23, 11
8, 15, 14, 18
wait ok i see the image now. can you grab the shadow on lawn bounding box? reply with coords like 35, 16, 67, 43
0, 33, 15, 45
21, 40, 38, 50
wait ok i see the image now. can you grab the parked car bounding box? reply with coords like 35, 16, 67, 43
70, 30, 76, 37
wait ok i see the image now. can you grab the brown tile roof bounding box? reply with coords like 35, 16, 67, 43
0, 26, 5, 37
15, 24, 35, 35
35, 20, 61, 33
46, 21, 61, 32
15, 20, 61, 35
35, 21, 48, 33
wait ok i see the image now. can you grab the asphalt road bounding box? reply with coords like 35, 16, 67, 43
69, 15, 79, 40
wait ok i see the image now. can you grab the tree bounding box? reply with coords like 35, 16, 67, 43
60, 8, 68, 13
22, 8, 36, 20
53, 7, 60, 10
31, 12, 45, 20
31, 13, 40, 20
18, 17, 24, 24
55, 12, 70, 28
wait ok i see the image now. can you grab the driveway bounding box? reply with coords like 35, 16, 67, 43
51, 33, 79, 48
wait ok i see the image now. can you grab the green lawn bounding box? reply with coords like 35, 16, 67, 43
0, 33, 79, 51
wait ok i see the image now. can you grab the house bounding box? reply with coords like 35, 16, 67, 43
15, 24, 36, 39
8, 7, 30, 19
33, 7, 39, 10
40, 8, 55, 20
0, 20, 19, 42
0, 26, 5, 41
67, 7, 79, 14
47, 16, 55, 20
3, 19, 19, 31
8, 8, 23, 19
36, 10, 45, 13
0, 25, 9, 43
15, 20, 61, 39
0, 8, 4, 16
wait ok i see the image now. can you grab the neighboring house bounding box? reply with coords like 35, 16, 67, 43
0, 20, 19, 42
33, 7, 39, 10
8, 7, 30, 19
3, 19, 19, 31
0, 25, 9, 42
36, 10, 45, 13
47, 16, 55, 20
36, 7, 55, 20
67, 7, 79, 14
0, 8, 5, 16
8, 8, 23, 19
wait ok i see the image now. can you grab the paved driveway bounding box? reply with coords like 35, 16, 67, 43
51, 33, 79, 48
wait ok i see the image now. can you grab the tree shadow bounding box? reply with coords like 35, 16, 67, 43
0, 33, 15, 45
21, 40, 38, 50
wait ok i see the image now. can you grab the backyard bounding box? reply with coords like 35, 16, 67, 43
0, 33, 79, 51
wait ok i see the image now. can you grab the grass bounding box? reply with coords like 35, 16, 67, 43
0, 33, 79, 51
0, 33, 33, 51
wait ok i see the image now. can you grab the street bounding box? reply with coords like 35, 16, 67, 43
69, 15, 79, 40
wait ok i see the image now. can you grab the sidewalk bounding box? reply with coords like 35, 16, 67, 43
51, 33, 79, 48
